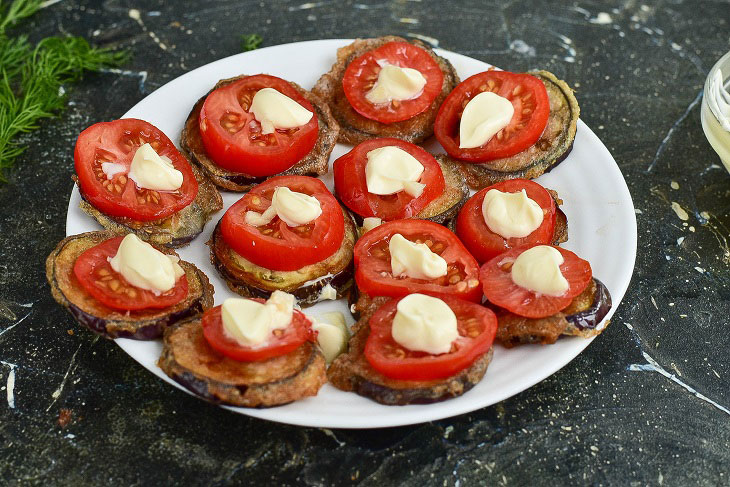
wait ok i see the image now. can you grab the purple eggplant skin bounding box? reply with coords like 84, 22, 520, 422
67, 299, 206, 340
565, 278, 612, 331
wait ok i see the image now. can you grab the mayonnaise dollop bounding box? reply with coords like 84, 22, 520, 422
389, 234, 447, 280
250, 88, 314, 135
244, 187, 322, 227
109, 234, 184, 295
221, 291, 295, 347
510, 245, 568, 296
392, 294, 458, 354
482, 189, 544, 238
365, 63, 427, 105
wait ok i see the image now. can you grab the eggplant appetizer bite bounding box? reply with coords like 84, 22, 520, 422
209, 175, 356, 306
350, 219, 482, 319
158, 291, 327, 407
479, 245, 612, 347
313, 36, 459, 144
434, 70, 579, 190
46, 231, 214, 339
454, 179, 568, 263
333, 138, 468, 227
329, 293, 497, 405
181, 74, 339, 192
74, 118, 223, 248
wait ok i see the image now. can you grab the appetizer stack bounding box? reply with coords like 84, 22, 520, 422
47, 36, 611, 410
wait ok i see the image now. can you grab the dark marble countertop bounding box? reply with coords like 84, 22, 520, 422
2, 0, 729, 485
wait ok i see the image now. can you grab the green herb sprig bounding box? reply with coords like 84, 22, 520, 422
0, 0, 129, 182
241, 33, 262, 52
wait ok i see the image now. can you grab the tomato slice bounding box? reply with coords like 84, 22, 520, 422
434, 71, 550, 162
220, 175, 345, 271
72, 236, 188, 311
354, 219, 482, 302
342, 41, 444, 124
333, 138, 445, 221
74, 119, 198, 221
455, 179, 557, 263
202, 302, 313, 362
480, 245, 592, 318
364, 296, 497, 380
199, 74, 319, 177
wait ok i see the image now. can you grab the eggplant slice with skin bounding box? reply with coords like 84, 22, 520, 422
457, 70, 580, 190
158, 319, 327, 407
208, 206, 357, 307
46, 231, 214, 340
492, 278, 612, 348
75, 164, 223, 248
312, 36, 460, 145
346, 155, 469, 229
328, 296, 493, 405
181, 75, 340, 192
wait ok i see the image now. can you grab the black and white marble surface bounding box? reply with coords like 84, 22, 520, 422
1, 0, 729, 485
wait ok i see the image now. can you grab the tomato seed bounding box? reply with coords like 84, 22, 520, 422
391, 100, 400, 108
468, 279, 480, 288
455, 282, 467, 292
496, 130, 504, 141
449, 275, 460, 284
97, 268, 109, 277
251, 196, 261, 205
488, 80, 496, 88
127, 289, 137, 298
425, 239, 433, 247
95, 280, 106, 287
109, 280, 120, 291
522, 108, 532, 115
479, 84, 488, 92
432, 243, 444, 253
512, 85, 522, 96
118, 175, 127, 185
468, 328, 480, 338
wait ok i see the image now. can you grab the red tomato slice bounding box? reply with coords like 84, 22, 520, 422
333, 138, 445, 221
434, 71, 550, 162
364, 296, 497, 380
343, 41, 444, 124
220, 175, 345, 271
74, 119, 198, 221
199, 74, 319, 177
202, 302, 313, 362
354, 219, 482, 302
480, 245, 592, 318
455, 179, 557, 263
72, 236, 188, 311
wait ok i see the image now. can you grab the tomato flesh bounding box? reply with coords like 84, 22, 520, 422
199, 74, 319, 177
455, 179, 557, 263
73, 236, 188, 311
365, 296, 497, 380
480, 245, 593, 319
74, 119, 198, 221
343, 41, 444, 124
202, 302, 313, 362
220, 175, 345, 271
354, 219, 482, 302
434, 71, 550, 162
333, 138, 445, 221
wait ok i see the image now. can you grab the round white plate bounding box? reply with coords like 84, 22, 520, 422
66, 39, 637, 429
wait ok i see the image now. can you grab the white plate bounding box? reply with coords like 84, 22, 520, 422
66, 39, 637, 429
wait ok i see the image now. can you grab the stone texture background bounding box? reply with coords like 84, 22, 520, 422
1, 0, 729, 485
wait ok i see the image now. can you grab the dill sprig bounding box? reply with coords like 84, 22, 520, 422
241, 33, 262, 52
0, 0, 129, 182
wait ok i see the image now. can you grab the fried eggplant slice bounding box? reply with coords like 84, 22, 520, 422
458, 70, 580, 190
493, 278, 612, 348
348, 155, 468, 229
312, 36, 460, 145
45, 231, 214, 339
208, 206, 357, 307
181, 75, 339, 192
328, 300, 493, 405
75, 164, 223, 248
158, 319, 326, 407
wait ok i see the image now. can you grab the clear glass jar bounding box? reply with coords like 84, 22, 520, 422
701, 50, 730, 172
